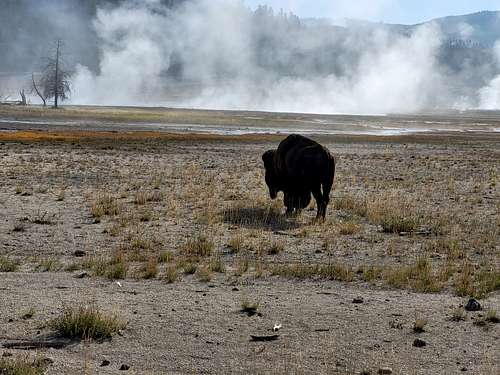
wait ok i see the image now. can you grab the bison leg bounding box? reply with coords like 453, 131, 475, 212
311, 186, 326, 220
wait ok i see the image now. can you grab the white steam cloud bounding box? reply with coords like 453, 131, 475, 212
478, 41, 500, 109
70, 0, 500, 114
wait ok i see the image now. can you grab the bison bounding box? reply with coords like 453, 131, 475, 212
262, 134, 336, 219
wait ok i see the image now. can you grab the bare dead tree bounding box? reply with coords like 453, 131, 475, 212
31, 73, 48, 106
19, 89, 27, 106
37, 40, 71, 108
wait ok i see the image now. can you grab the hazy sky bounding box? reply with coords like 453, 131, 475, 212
244, 0, 500, 24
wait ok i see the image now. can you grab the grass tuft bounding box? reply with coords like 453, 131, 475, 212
181, 235, 214, 257
0, 356, 48, 375
270, 262, 354, 282
49, 303, 126, 340
450, 308, 466, 322
0, 257, 19, 272
163, 266, 178, 284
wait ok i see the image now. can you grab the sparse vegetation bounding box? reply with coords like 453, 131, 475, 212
338, 220, 361, 235
91, 192, 120, 218
181, 235, 214, 257
1, 114, 499, 373
240, 296, 259, 314
267, 240, 284, 255
49, 303, 126, 340
36, 258, 62, 272
209, 252, 225, 273
271, 262, 354, 282
163, 266, 178, 284
383, 256, 443, 293
106, 256, 128, 280
413, 315, 428, 333
139, 258, 159, 279
181, 262, 198, 275
227, 235, 244, 253
0, 257, 19, 272
158, 250, 173, 263
485, 309, 499, 324
235, 254, 249, 276
195, 265, 213, 282
0, 356, 48, 375
222, 201, 288, 229
450, 308, 467, 322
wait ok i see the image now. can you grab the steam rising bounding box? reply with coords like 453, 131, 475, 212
66, 0, 500, 114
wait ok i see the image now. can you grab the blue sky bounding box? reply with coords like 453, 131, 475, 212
243, 0, 500, 24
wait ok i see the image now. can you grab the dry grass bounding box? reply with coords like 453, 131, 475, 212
450, 308, 466, 322
158, 250, 174, 263
413, 315, 428, 333
485, 309, 499, 323
195, 265, 213, 282
0, 356, 48, 375
271, 262, 355, 282
240, 297, 260, 313
139, 257, 159, 279
209, 252, 225, 273
91, 192, 120, 218
0, 257, 19, 272
383, 256, 443, 293
222, 201, 294, 230
227, 235, 244, 253
234, 254, 250, 276
163, 266, 178, 284
181, 235, 214, 258
105, 252, 128, 280
80, 252, 128, 280
1, 124, 498, 304
338, 221, 361, 235
267, 240, 285, 255
424, 238, 465, 260
335, 192, 426, 234
133, 190, 148, 205
36, 258, 62, 272
50, 302, 126, 340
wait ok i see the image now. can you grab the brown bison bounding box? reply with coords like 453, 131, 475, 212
262, 134, 336, 219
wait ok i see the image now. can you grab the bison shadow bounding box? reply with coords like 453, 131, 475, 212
222, 205, 300, 231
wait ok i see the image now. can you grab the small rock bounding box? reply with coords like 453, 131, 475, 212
119, 364, 130, 371
461, 367, 468, 372
378, 368, 393, 374
352, 297, 364, 304
465, 299, 481, 312
74, 250, 86, 257
413, 338, 426, 348
100, 359, 110, 367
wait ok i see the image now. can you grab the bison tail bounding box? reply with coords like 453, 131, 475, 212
322, 154, 336, 199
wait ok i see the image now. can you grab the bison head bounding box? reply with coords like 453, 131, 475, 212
262, 150, 279, 199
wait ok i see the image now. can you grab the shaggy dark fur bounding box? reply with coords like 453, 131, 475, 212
262, 134, 336, 219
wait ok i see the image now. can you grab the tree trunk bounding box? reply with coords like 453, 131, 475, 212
32, 73, 46, 106
19, 89, 27, 106
54, 40, 60, 108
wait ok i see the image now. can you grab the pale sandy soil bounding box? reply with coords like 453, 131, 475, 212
0, 113, 499, 374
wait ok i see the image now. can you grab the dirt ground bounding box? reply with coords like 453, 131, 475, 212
0, 110, 499, 374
